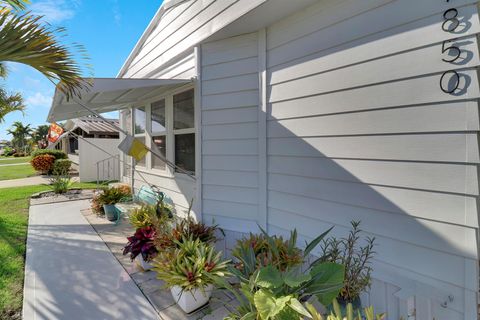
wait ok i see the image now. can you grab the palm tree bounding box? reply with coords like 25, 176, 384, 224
0, 0, 88, 120
7, 121, 32, 152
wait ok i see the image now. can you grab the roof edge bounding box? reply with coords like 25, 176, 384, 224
117, 0, 193, 78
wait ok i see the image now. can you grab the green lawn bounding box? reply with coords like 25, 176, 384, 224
0, 164, 37, 181
0, 183, 98, 320
0, 157, 31, 165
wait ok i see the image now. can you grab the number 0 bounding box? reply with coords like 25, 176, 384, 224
440, 70, 460, 94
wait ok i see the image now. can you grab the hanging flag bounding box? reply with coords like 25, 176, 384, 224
118, 135, 148, 161
48, 123, 64, 143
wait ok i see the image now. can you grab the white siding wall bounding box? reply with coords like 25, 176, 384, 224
78, 138, 120, 182
120, 0, 265, 79
201, 33, 261, 231
264, 0, 480, 319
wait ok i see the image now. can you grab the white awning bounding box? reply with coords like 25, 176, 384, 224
47, 78, 192, 122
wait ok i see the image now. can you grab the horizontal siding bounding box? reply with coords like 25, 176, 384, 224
201, 33, 260, 227
265, 0, 480, 318
127, 170, 196, 218
123, 0, 265, 78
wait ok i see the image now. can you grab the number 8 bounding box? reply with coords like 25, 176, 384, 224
442, 8, 460, 32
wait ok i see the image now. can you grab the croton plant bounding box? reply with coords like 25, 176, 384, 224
123, 226, 158, 262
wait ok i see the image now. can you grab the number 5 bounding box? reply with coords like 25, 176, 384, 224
442, 40, 462, 62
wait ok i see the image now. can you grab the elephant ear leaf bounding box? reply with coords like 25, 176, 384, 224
256, 265, 283, 289
283, 267, 311, 288
305, 262, 345, 307
254, 289, 290, 320
288, 298, 312, 319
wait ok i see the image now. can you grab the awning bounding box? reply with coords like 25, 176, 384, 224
47, 78, 192, 122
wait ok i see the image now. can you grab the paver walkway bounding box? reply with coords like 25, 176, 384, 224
0, 175, 79, 188
23, 199, 159, 320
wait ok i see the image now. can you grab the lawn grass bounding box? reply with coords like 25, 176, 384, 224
0, 164, 37, 181
0, 157, 31, 165
0, 183, 98, 320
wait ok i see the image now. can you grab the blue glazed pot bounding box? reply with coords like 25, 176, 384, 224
103, 204, 118, 221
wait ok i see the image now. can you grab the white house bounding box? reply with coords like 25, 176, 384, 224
47, 0, 480, 319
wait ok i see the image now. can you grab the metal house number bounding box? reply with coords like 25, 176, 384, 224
440, 3, 465, 94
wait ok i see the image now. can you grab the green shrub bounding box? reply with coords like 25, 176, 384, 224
30, 154, 56, 173
31, 149, 67, 160
52, 159, 72, 175
49, 175, 73, 194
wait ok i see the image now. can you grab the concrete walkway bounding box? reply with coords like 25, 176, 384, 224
0, 175, 79, 188
23, 199, 159, 320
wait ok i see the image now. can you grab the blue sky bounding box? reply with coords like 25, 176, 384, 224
0, 0, 162, 139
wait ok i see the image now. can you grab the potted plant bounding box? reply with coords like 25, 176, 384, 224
123, 226, 158, 270
153, 237, 230, 313
320, 221, 376, 310
95, 187, 130, 221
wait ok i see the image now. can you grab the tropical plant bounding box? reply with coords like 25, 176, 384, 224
7, 121, 32, 152
30, 154, 55, 173
320, 221, 375, 303
123, 226, 158, 262
153, 237, 230, 292
0, 0, 89, 99
1, 145, 13, 156
154, 215, 221, 252
130, 204, 172, 229
91, 194, 104, 215
31, 149, 67, 160
221, 262, 344, 320
0, 87, 24, 123
52, 159, 71, 175
95, 186, 131, 206
49, 174, 73, 194
305, 299, 386, 320
232, 230, 303, 278
31, 124, 50, 145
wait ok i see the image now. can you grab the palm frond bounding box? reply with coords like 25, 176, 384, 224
0, 62, 7, 78
0, 88, 25, 123
2, 0, 29, 10
0, 10, 91, 99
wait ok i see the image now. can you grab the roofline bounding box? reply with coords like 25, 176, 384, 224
117, 0, 193, 78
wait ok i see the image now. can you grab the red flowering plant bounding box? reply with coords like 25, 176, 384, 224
123, 226, 158, 262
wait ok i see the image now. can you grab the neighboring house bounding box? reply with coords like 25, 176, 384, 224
61, 117, 120, 182
48, 1, 479, 319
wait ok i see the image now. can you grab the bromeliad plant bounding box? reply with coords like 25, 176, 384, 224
305, 299, 386, 320
123, 226, 158, 262
232, 229, 303, 278
154, 214, 221, 252
153, 237, 230, 292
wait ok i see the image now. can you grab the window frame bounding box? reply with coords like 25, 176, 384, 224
129, 84, 195, 178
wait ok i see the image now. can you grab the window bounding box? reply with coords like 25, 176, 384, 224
134, 107, 146, 134
134, 106, 146, 167
173, 89, 195, 174
130, 88, 195, 175
151, 99, 166, 170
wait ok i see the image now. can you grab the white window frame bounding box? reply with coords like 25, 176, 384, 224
129, 84, 195, 179
133, 105, 148, 168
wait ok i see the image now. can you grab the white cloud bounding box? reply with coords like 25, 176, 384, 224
29, 0, 79, 23
25, 92, 52, 108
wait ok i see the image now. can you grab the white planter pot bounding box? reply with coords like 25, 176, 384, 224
135, 255, 154, 271
170, 284, 213, 313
